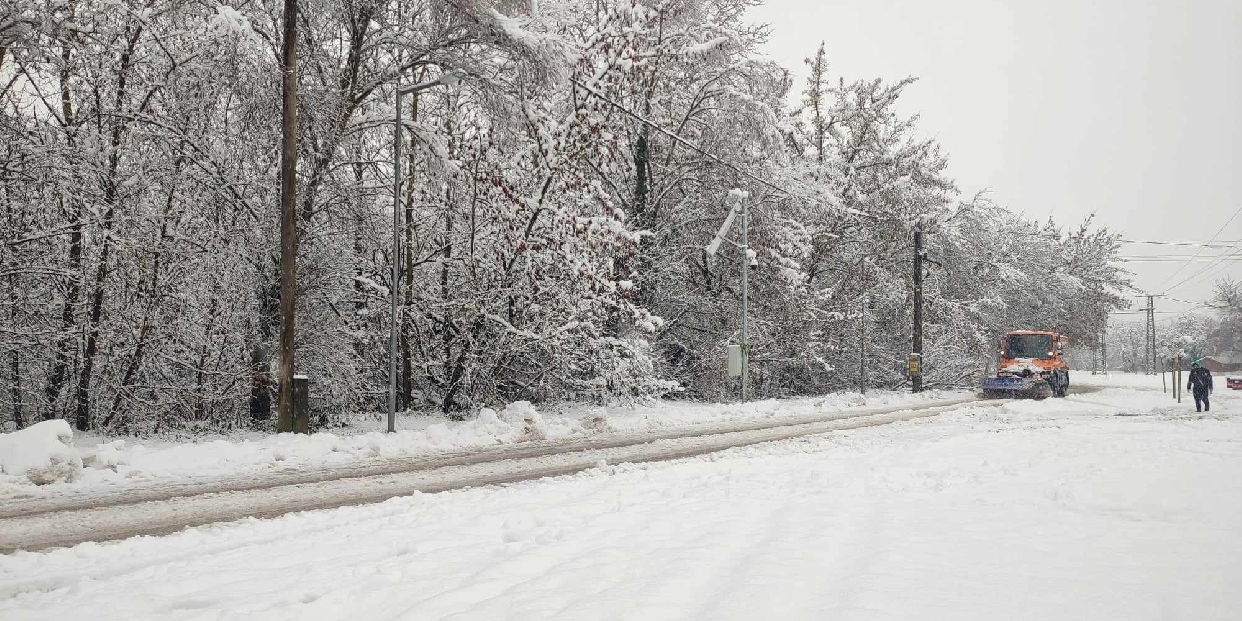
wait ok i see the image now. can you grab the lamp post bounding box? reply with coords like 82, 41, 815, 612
389, 68, 467, 433
706, 189, 751, 401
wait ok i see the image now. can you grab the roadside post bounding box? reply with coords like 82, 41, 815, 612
293, 374, 310, 434
1174, 352, 1183, 404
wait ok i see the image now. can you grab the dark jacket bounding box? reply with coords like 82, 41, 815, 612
1188, 367, 1213, 393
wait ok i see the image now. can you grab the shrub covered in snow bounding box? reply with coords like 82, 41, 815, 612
0, 420, 84, 485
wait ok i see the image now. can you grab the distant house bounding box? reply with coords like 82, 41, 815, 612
1200, 352, 1242, 374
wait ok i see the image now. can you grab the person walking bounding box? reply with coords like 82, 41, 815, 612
1187, 360, 1213, 413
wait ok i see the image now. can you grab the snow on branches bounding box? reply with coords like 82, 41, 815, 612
0, 0, 1130, 434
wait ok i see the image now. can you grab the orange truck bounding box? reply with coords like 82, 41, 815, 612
980, 331, 1070, 399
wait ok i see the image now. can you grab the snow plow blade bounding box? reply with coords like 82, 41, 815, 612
980, 377, 1051, 399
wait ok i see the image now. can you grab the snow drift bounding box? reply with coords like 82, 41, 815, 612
0, 420, 83, 485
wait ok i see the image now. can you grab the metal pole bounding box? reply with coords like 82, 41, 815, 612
740, 195, 749, 402
383, 72, 465, 432
1176, 353, 1182, 403
912, 230, 923, 393
1101, 322, 1107, 374
388, 92, 403, 434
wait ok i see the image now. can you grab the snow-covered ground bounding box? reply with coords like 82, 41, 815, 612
0, 389, 963, 502
2, 374, 1239, 619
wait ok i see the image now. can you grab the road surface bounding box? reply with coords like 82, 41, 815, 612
0, 397, 987, 553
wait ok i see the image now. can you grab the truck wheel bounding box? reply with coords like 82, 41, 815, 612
1052, 370, 1068, 398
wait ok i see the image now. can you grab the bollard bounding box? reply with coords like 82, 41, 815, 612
293, 374, 310, 434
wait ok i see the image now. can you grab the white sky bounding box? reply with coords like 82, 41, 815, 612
747, 0, 1242, 322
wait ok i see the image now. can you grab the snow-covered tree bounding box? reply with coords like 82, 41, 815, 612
0, 0, 1132, 433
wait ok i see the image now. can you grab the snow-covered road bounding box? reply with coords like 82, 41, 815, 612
3, 375, 1240, 620
1, 390, 968, 511
0, 399, 977, 553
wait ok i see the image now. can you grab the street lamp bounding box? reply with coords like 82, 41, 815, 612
706, 189, 752, 401
389, 68, 468, 433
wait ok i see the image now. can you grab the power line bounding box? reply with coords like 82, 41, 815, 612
1121, 239, 1242, 248
1186, 241, 1242, 289
1163, 238, 1242, 295
1152, 204, 1242, 292
1120, 256, 1242, 263
1165, 296, 1208, 306
997, 229, 1238, 248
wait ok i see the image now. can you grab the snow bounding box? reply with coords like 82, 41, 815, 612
0, 391, 963, 505
490, 10, 550, 50
681, 36, 730, 56
211, 4, 254, 38
1, 378, 1239, 619
0, 400, 970, 554
0, 421, 81, 486
351, 275, 388, 298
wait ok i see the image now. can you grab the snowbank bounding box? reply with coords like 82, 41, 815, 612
1, 390, 963, 500
0, 420, 82, 485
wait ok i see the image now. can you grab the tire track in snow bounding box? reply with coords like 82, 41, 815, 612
0, 397, 980, 520
0, 399, 991, 560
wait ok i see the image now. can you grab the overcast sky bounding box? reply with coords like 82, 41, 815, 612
747, 0, 1242, 323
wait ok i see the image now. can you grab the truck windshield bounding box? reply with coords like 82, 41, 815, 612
1006, 334, 1053, 359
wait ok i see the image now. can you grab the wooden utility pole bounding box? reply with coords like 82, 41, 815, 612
277, 0, 298, 433
912, 230, 923, 393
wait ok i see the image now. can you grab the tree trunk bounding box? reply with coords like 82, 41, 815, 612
193, 300, 218, 423
73, 201, 114, 431
104, 157, 182, 429
440, 207, 453, 413
632, 127, 654, 307
44, 51, 82, 421
277, 0, 299, 433
74, 27, 141, 432
6, 270, 20, 430
4, 176, 22, 429
440, 114, 456, 413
